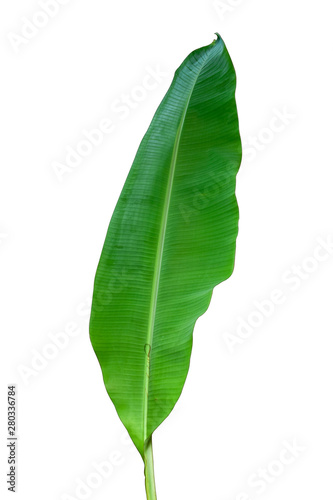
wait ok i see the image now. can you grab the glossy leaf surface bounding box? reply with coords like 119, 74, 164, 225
90, 34, 242, 457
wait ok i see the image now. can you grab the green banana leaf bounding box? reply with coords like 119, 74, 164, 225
90, 33, 241, 497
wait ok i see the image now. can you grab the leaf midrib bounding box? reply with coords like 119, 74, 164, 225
142, 51, 211, 443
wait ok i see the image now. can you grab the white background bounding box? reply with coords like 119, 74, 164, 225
1, 1, 333, 499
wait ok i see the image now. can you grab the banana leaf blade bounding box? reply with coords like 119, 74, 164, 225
90, 33, 242, 457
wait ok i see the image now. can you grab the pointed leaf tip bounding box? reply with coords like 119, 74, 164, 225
214, 32, 224, 46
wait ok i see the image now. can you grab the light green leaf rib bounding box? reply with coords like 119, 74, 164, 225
143, 66, 204, 442
89, 33, 242, 458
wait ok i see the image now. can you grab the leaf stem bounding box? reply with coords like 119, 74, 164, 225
144, 436, 157, 500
